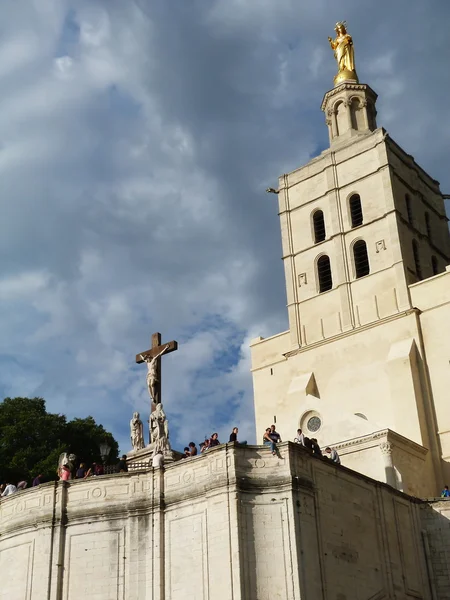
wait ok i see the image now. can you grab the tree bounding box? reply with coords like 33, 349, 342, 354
64, 416, 118, 468
0, 397, 119, 484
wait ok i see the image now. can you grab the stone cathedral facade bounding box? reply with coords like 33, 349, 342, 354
251, 75, 450, 498
1, 444, 450, 600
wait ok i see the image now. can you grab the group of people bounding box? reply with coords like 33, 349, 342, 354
180, 425, 340, 464
262, 424, 341, 463
182, 427, 248, 458
58, 461, 105, 481
0, 426, 340, 494
0, 474, 44, 497
294, 427, 341, 463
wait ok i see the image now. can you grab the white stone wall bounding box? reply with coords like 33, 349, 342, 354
1, 443, 449, 599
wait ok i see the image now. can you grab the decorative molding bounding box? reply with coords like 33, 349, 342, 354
333, 430, 387, 450
379, 442, 392, 456
321, 82, 378, 111
375, 239, 386, 253
298, 273, 307, 287
329, 428, 428, 457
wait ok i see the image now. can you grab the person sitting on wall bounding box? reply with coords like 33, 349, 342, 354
200, 439, 210, 453
183, 447, 190, 458
441, 485, 450, 498
325, 447, 341, 464
229, 427, 247, 445
75, 463, 87, 479
188, 442, 198, 456
32, 474, 43, 487
118, 455, 128, 473
59, 466, 71, 481
209, 433, 220, 447
86, 462, 104, 477
263, 427, 278, 455
1, 481, 17, 496
17, 480, 28, 490
310, 438, 322, 457
269, 424, 281, 449
294, 429, 306, 446
152, 451, 164, 468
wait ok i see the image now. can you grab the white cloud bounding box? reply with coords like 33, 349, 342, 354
0, 0, 449, 456
0, 271, 50, 300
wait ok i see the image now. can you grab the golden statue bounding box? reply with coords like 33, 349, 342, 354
328, 21, 358, 86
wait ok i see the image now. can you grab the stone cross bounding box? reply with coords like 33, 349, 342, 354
136, 332, 178, 406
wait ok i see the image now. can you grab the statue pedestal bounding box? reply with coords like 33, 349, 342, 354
126, 444, 182, 469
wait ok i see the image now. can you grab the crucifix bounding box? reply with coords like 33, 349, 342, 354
136, 332, 178, 406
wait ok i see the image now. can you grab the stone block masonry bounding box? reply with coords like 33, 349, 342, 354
0, 442, 449, 599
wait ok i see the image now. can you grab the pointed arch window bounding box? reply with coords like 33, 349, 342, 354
353, 240, 370, 278
425, 212, 432, 241
349, 194, 363, 227
432, 255, 438, 276
317, 255, 333, 293
412, 240, 422, 280
405, 194, 413, 223
313, 210, 326, 243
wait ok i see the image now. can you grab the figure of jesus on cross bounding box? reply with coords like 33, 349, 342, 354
136, 332, 178, 405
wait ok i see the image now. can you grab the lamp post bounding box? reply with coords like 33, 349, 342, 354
99, 441, 111, 471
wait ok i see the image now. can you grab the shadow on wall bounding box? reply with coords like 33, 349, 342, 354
385, 465, 400, 490
421, 500, 450, 600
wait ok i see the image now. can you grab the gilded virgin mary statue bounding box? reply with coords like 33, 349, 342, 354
328, 21, 358, 86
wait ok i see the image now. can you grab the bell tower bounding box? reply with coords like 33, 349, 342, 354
251, 21, 450, 497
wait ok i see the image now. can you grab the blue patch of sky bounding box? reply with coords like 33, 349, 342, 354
180, 315, 245, 376
106, 85, 142, 119
55, 8, 80, 58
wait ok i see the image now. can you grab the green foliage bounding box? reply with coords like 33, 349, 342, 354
0, 397, 119, 484
65, 416, 119, 468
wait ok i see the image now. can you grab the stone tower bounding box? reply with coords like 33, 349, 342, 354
251, 52, 450, 497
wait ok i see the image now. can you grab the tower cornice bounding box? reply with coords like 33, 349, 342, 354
321, 82, 378, 111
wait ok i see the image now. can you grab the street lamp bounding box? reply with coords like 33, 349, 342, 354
99, 441, 111, 466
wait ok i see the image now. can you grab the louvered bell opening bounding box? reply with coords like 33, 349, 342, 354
353, 240, 370, 278
349, 195, 363, 228
412, 241, 422, 280
432, 256, 438, 276
425, 212, 432, 241
406, 195, 413, 223
313, 210, 326, 243
318, 255, 332, 293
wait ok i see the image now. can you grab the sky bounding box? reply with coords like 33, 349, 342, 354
1, 0, 449, 455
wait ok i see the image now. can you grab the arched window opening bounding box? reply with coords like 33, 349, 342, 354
432, 255, 438, 276
412, 240, 422, 280
313, 210, 326, 243
353, 240, 370, 278
317, 255, 333, 293
349, 194, 363, 227
425, 212, 432, 241
405, 194, 413, 223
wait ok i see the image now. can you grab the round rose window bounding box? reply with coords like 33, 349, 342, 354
307, 416, 321, 432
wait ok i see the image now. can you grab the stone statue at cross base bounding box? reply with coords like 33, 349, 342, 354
149, 403, 171, 455
130, 411, 145, 451
57, 452, 77, 480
